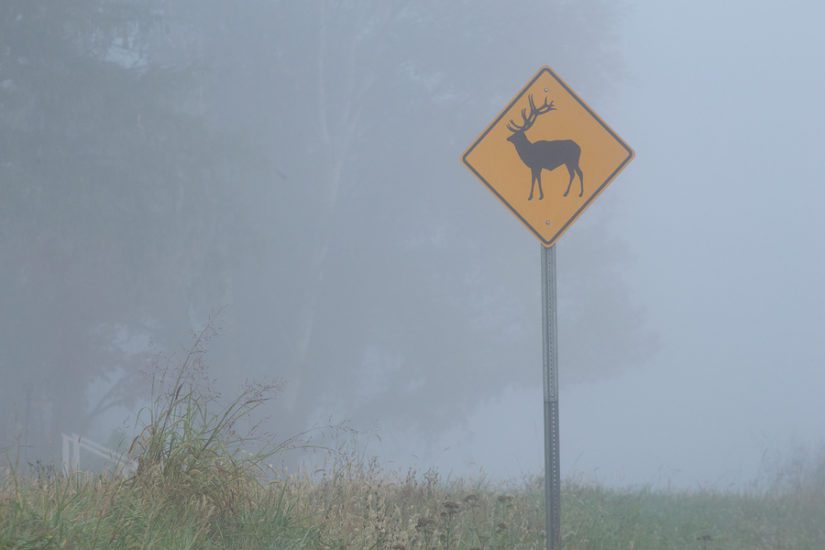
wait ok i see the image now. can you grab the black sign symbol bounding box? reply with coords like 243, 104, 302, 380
506, 95, 584, 201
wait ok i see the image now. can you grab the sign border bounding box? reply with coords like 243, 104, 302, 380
462, 66, 635, 247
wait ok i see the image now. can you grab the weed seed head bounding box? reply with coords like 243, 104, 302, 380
443, 500, 461, 515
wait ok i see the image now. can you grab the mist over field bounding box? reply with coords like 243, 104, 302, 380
2, 0, 824, 494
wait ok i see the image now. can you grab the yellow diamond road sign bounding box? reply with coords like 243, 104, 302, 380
462, 66, 634, 247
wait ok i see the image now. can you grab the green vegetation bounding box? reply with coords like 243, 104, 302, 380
2, 342, 822, 549
3, 462, 824, 549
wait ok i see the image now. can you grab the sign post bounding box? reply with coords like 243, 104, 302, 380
542, 244, 561, 549
462, 66, 634, 550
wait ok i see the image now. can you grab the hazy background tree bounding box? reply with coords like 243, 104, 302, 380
0, 1, 653, 466
0, 0, 250, 457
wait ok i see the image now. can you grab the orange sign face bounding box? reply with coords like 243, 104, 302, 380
462, 67, 634, 247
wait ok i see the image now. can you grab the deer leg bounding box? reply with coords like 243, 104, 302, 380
564, 165, 576, 197
576, 166, 584, 197
537, 170, 544, 200
529, 172, 536, 201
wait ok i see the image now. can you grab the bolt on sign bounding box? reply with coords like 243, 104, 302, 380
462, 66, 634, 247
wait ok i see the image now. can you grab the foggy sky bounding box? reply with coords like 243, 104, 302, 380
3, 0, 824, 491
403, 0, 825, 488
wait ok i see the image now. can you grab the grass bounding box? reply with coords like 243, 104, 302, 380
2, 329, 823, 548
2, 461, 824, 549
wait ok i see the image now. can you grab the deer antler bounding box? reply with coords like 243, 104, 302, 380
507, 94, 556, 133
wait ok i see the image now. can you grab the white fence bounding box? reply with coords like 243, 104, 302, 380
61, 433, 137, 476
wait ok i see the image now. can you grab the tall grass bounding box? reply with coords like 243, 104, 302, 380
127, 323, 279, 519
5, 460, 822, 549
0, 325, 322, 549
1, 328, 823, 548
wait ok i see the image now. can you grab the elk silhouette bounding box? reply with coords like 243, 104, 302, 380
506, 95, 583, 201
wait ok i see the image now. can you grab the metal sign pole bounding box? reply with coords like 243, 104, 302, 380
461, 64, 633, 550
541, 244, 561, 550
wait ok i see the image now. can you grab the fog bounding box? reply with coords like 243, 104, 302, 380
1, 0, 823, 491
